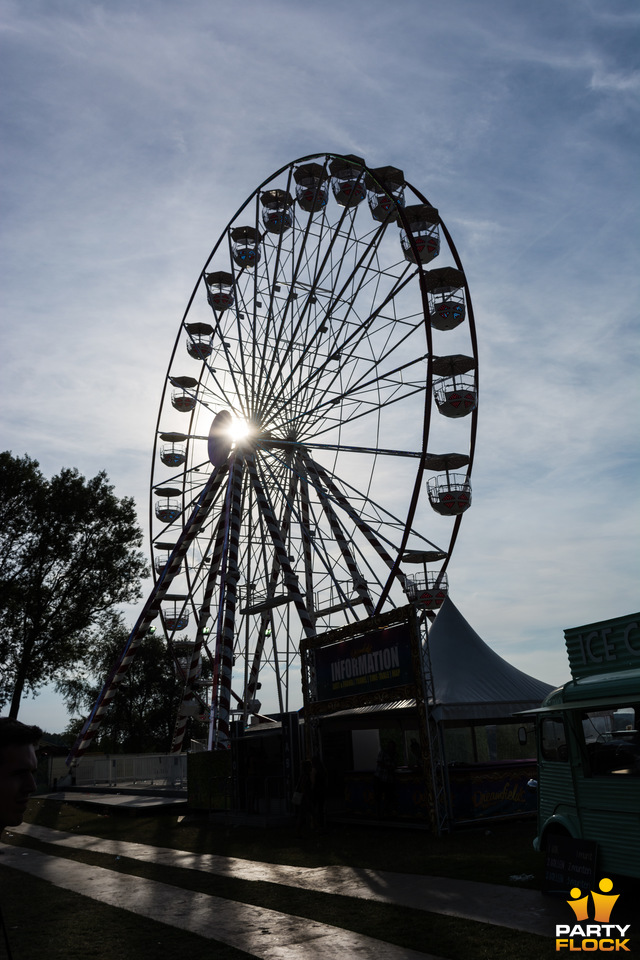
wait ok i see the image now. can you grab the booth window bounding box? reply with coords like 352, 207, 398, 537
444, 727, 475, 763
581, 705, 640, 776
541, 718, 568, 761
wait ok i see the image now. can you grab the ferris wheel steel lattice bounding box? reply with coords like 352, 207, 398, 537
149, 153, 479, 751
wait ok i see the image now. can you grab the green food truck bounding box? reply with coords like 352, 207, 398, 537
528, 612, 640, 879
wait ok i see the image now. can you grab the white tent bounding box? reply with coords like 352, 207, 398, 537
426, 596, 555, 721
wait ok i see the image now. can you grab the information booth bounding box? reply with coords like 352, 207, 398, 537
301, 597, 555, 832
301, 605, 442, 830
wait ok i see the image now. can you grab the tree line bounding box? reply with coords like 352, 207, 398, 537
0, 451, 191, 752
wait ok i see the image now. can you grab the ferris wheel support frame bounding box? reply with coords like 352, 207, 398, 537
67, 460, 230, 767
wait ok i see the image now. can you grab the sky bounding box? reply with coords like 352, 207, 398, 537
1, 0, 639, 735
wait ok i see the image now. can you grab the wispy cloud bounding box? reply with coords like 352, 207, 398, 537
589, 67, 640, 93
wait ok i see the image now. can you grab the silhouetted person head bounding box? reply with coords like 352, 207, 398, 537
0, 718, 42, 831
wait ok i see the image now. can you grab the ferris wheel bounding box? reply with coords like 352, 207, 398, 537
149, 153, 479, 751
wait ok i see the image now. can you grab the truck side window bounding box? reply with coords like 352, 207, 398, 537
582, 706, 640, 776
541, 718, 568, 761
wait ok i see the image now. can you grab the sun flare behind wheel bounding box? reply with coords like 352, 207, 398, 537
150, 154, 478, 749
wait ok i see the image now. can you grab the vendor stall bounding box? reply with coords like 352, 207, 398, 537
306, 598, 554, 830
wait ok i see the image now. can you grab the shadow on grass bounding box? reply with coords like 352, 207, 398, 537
0, 863, 259, 960
26, 797, 545, 887
3, 829, 553, 960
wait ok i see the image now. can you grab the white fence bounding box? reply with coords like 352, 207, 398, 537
72, 753, 187, 790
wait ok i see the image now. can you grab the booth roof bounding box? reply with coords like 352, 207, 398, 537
319, 700, 416, 720
426, 597, 555, 721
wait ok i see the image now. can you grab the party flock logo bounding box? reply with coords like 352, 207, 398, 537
556, 877, 631, 952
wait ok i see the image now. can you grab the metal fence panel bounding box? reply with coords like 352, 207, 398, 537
74, 753, 187, 789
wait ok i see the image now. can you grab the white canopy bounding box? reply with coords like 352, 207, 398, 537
426, 597, 555, 721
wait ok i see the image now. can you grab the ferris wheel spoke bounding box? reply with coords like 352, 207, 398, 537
231, 288, 254, 411
259, 204, 373, 413
287, 456, 400, 617
303, 456, 375, 617
245, 453, 317, 642
305, 451, 444, 560
265, 266, 418, 429
243, 463, 301, 715
257, 193, 333, 399
306, 381, 428, 442
266, 438, 423, 459
255, 211, 323, 400
209, 453, 244, 746
259, 171, 362, 398
154, 456, 210, 492
205, 271, 267, 423
246, 223, 288, 409
252, 450, 359, 604
289, 215, 391, 377
297, 451, 397, 562
262, 220, 398, 417
323, 227, 396, 338
298, 466, 316, 618
288, 361, 428, 442
194, 363, 245, 422
241, 506, 277, 705
186, 513, 228, 666
184, 502, 227, 616
195, 349, 246, 422
332, 352, 429, 407
269, 352, 429, 439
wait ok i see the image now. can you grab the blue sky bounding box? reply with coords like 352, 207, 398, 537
2, 0, 639, 733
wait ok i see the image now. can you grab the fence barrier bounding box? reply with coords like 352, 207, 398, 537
72, 753, 187, 790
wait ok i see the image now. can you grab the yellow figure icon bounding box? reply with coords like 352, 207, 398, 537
592, 878, 619, 923
567, 887, 590, 921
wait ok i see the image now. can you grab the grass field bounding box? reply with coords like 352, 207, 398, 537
0, 799, 564, 959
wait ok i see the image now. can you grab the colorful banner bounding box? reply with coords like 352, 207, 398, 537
448, 760, 537, 821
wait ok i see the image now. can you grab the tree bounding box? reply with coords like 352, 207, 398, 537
61, 618, 195, 753
0, 452, 149, 718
